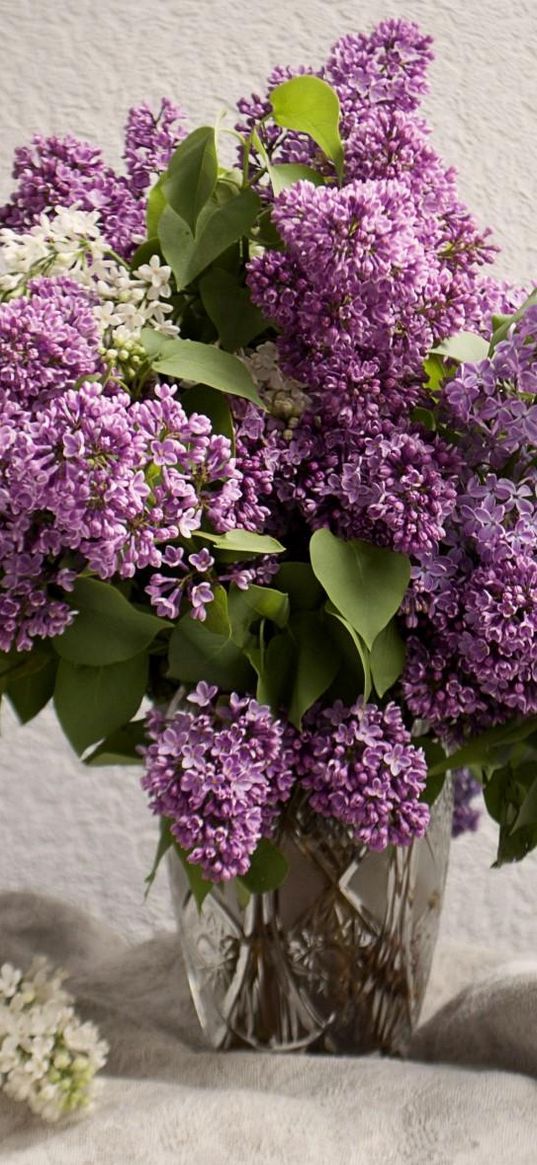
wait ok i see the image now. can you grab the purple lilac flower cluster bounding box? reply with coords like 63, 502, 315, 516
0, 375, 241, 650
402, 309, 537, 738
142, 683, 295, 880
295, 699, 430, 851
0, 98, 185, 258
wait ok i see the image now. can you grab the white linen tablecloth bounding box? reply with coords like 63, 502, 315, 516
0, 891, 536, 1164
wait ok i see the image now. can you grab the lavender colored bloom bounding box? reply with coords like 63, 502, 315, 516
296, 699, 429, 850
123, 99, 187, 196
0, 276, 100, 406
0, 134, 144, 258
0, 377, 242, 648
141, 686, 295, 880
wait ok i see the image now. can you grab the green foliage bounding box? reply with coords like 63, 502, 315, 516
181, 384, 235, 443
271, 75, 344, 179
431, 331, 490, 364
152, 338, 265, 408
370, 619, 406, 697
158, 189, 261, 291
309, 528, 410, 650
8, 654, 57, 724
163, 126, 218, 233
427, 715, 537, 777
256, 631, 294, 711
238, 838, 288, 894
273, 562, 324, 612
202, 584, 232, 637
268, 163, 325, 195
228, 584, 290, 648
286, 611, 339, 728
483, 758, 537, 866
324, 603, 371, 702
167, 616, 254, 690
84, 720, 147, 766
145, 176, 167, 236
199, 267, 268, 351
489, 288, 537, 350
54, 654, 148, 755
194, 529, 285, 555
52, 578, 169, 666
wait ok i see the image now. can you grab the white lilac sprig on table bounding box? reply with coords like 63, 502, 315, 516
1, 17, 536, 904
0, 959, 108, 1123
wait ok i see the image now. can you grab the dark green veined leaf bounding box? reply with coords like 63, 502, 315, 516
273, 562, 324, 612
181, 384, 235, 443
152, 338, 265, 409
268, 162, 325, 195
164, 126, 218, 233
54, 654, 148, 755
84, 719, 147, 766
310, 528, 410, 650
167, 616, 254, 690
8, 655, 57, 724
52, 578, 170, 666
238, 838, 288, 893
199, 267, 268, 351
370, 619, 406, 697
271, 75, 344, 179
194, 529, 285, 555
324, 602, 371, 702
431, 331, 489, 364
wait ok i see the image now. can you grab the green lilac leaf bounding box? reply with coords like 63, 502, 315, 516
199, 267, 268, 351
194, 529, 285, 555
268, 162, 325, 195
273, 562, 324, 612
52, 578, 170, 666
370, 619, 406, 697
8, 656, 57, 724
287, 611, 340, 729
310, 528, 410, 650
271, 75, 344, 178
145, 176, 167, 236
202, 584, 232, 637
54, 654, 148, 755
431, 331, 490, 364
324, 603, 372, 702
228, 584, 290, 648
163, 126, 218, 233
167, 617, 254, 689
239, 838, 288, 894
181, 384, 235, 443
152, 339, 265, 409
84, 720, 147, 766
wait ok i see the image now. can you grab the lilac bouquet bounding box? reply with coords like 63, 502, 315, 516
1, 19, 536, 903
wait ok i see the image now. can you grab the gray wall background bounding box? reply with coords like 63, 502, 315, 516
0, 0, 536, 949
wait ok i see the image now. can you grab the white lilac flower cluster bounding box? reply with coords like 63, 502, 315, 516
0, 206, 177, 377
0, 958, 108, 1123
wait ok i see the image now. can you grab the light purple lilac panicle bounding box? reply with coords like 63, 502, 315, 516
141, 685, 295, 880
295, 699, 430, 850
0, 99, 187, 257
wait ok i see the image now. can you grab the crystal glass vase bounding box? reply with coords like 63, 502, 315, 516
168, 780, 453, 1055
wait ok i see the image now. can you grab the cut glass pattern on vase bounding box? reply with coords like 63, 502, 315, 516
168, 779, 452, 1055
